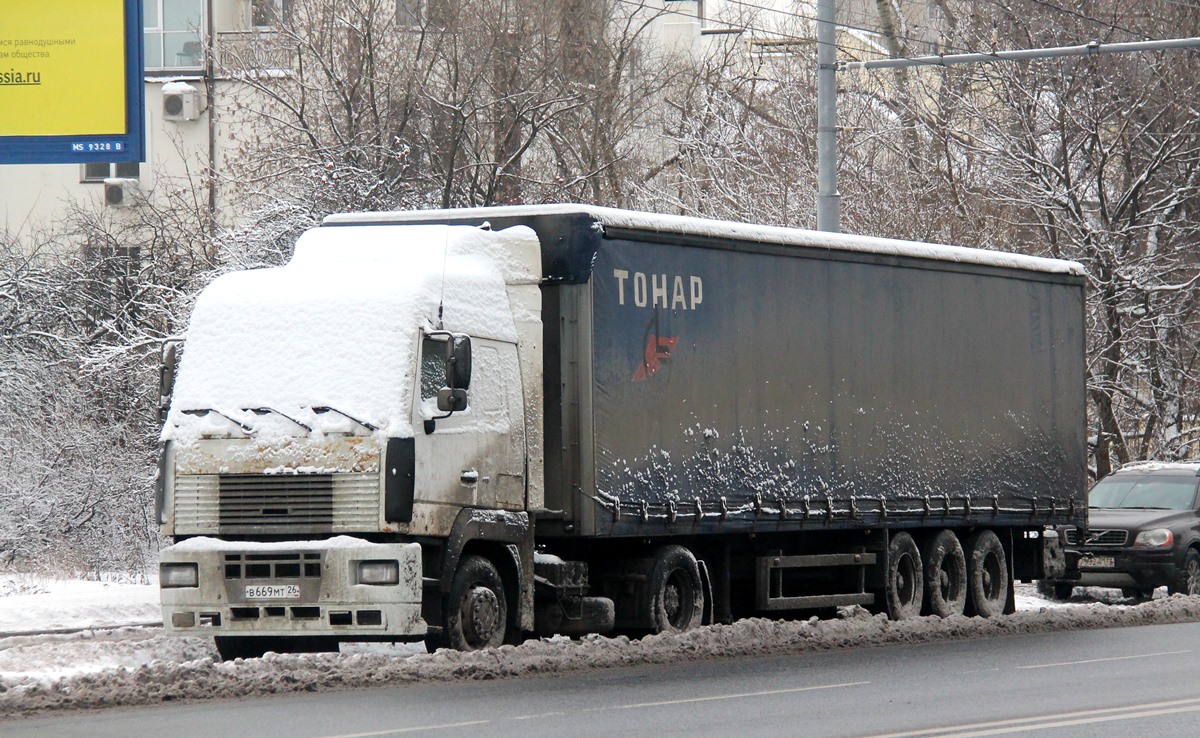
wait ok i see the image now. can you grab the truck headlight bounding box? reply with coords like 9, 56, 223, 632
358, 560, 400, 585
1134, 529, 1174, 548
160, 562, 199, 588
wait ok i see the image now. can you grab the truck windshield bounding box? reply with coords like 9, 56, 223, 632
167, 271, 418, 437
1088, 476, 1198, 510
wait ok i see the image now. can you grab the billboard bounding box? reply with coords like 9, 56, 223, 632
0, 0, 144, 164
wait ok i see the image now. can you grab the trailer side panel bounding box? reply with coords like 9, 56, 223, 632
581, 232, 1085, 537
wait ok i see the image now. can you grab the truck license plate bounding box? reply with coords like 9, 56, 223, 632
1079, 556, 1115, 569
244, 584, 300, 599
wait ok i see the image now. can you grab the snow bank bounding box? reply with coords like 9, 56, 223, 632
4, 585, 1200, 718
0, 577, 159, 635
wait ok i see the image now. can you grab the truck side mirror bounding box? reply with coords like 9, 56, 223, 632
422, 332, 473, 432
448, 333, 472, 390
437, 387, 469, 413
158, 339, 183, 424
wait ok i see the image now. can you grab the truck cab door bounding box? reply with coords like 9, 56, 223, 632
409, 334, 525, 537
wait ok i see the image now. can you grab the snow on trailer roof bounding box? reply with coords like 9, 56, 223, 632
323, 204, 1086, 278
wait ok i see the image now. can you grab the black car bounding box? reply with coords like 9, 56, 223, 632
1041, 463, 1200, 601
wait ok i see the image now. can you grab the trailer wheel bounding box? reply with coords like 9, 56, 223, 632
886, 532, 924, 620
967, 530, 1008, 618
922, 530, 967, 617
443, 555, 508, 651
646, 545, 705, 633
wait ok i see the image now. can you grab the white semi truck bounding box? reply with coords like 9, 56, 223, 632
157, 206, 1085, 659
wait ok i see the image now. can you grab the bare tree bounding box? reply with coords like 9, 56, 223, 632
850, 1, 1200, 474
217, 0, 673, 215
0, 175, 217, 571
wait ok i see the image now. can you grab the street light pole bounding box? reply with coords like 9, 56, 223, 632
815, 0, 839, 233
814, 0, 1200, 236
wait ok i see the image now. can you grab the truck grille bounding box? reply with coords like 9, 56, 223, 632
1065, 529, 1128, 546
220, 474, 334, 527
173, 473, 380, 534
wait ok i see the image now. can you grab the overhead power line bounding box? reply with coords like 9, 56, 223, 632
842, 36, 1200, 71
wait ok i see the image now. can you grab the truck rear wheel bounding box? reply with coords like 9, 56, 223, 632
966, 530, 1008, 617
923, 529, 967, 617
886, 532, 924, 620
646, 545, 705, 633
443, 555, 508, 651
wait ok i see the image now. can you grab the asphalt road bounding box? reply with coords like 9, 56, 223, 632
10, 621, 1200, 737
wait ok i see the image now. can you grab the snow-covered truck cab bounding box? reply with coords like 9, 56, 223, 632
157, 223, 547, 659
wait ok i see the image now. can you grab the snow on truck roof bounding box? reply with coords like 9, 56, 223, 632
323, 204, 1086, 278
165, 224, 534, 440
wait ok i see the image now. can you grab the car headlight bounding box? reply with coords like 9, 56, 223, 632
358, 559, 400, 585
160, 562, 199, 588
1134, 529, 1174, 548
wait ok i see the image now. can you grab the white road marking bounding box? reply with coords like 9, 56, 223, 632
1016, 648, 1190, 669
602, 680, 872, 710
320, 720, 490, 737
860, 696, 1200, 738
316, 681, 870, 735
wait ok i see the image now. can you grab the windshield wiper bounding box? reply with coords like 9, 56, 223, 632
181, 408, 253, 434
244, 407, 312, 432
312, 406, 378, 432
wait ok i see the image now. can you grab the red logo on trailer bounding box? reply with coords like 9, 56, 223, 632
633, 333, 679, 381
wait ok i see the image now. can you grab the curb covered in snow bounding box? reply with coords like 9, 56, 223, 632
4, 595, 1200, 719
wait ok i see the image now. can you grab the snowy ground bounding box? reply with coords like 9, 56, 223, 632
3, 574, 1200, 719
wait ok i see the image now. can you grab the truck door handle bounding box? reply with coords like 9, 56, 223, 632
460, 470, 479, 484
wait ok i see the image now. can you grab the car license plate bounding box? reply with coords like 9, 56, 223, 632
1079, 556, 1115, 569
244, 584, 300, 599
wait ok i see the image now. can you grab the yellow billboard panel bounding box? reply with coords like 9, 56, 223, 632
0, 0, 127, 137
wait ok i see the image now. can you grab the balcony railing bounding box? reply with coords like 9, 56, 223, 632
216, 31, 296, 72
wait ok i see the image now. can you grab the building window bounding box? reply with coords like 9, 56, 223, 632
253, 0, 295, 28
82, 162, 141, 183
396, 0, 423, 26
145, 0, 205, 71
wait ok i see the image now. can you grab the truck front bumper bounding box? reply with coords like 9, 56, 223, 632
160, 537, 426, 639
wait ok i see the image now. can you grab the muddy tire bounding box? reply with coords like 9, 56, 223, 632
922, 529, 966, 618
966, 530, 1008, 618
886, 532, 924, 620
645, 545, 705, 633
443, 555, 507, 651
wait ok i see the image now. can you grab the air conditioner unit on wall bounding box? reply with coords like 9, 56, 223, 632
162, 82, 202, 121
104, 178, 142, 208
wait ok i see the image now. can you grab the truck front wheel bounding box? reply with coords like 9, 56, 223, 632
442, 555, 508, 651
